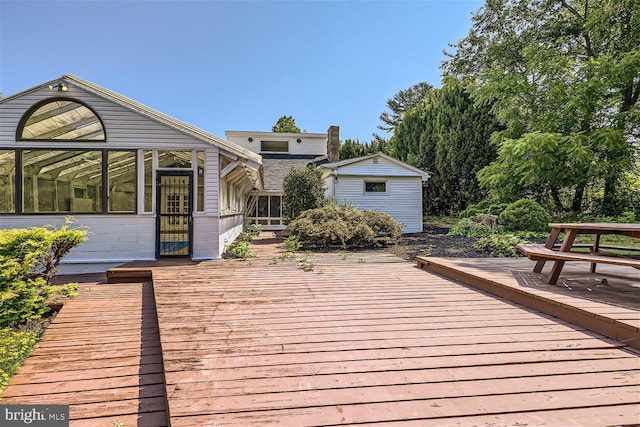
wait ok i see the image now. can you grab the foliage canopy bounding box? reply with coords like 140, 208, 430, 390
272, 115, 301, 133
282, 166, 325, 221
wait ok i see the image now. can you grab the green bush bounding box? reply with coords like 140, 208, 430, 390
474, 234, 528, 257
361, 210, 402, 240
0, 224, 87, 327
286, 203, 402, 249
447, 218, 496, 238
282, 166, 325, 221
282, 235, 302, 253
499, 199, 552, 232
0, 328, 37, 394
460, 200, 508, 218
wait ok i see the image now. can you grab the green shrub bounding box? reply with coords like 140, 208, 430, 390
0, 328, 37, 394
488, 203, 509, 216
460, 200, 508, 218
247, 223, 263, 236
0, 224, 86, 327
282, 166, 325, 221
499, 199, 552, 232
361, 210, 402, 240
474, 234, 528, 257
282, 235, 302, 252
286, 203, 401, 249
224, 240, 255, 259
447, 218, 496, 238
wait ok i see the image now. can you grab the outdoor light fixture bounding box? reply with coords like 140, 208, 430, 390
48, 82, 68, 92
248, 137, 253, 142
297, 138, 302, 143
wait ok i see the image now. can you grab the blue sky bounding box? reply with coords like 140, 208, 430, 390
0, 0, 482, 142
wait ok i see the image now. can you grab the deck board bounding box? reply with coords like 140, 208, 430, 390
1, 281, 169, 426
147, 246, 640, 426
3, 235, 639, 425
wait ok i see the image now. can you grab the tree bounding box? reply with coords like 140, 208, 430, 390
339, 136, 392, 161
282, 166, 325, 221
378, 82, 433, 133
392, 79, 501, 214
443, 0, 639, 213
272, 115, 301, 133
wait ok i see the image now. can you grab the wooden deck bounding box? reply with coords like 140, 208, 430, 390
0, 281, 169, 426
3, 235, 640, 425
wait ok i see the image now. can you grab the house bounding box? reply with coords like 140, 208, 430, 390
225, 126, 340, 230
319, 152, 430, 233
0, 75, 428, 273
0, 75, 262, 273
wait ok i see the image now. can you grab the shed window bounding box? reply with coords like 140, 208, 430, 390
260, 140, 288, 153
365, 181, 387, 193
19, 99, 105, 141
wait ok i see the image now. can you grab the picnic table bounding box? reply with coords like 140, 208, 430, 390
517, 223, 640, 285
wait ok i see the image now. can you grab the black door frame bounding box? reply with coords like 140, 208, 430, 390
156, 170, 193, 258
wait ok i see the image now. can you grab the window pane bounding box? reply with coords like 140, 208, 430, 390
260, 141, 288, 153
257, 195, 268, 217
144, 150, 153, 212
109, 151, 136, 212
0, 150, 15, 212
21, 100, 105, 141
22, 150, 102, 213
365, 181, 386, 193
158, 151, 192, 168
269, 195, 281, 218
197, 151, 204, 211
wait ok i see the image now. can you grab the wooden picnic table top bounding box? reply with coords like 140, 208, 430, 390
549, 222, 640, 237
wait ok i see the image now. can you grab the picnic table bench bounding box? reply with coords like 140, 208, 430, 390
517, 223, 640, 285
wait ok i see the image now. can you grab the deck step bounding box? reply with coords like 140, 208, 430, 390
107, 267, 153, 283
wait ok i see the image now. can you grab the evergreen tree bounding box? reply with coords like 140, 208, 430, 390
393, 79, 501, 215
272, 115, 301, 133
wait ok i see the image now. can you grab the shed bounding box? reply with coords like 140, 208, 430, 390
319, 152, 430, 233
0, 75, 262, 273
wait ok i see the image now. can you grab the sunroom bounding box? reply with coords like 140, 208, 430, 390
0, 75, 262, 273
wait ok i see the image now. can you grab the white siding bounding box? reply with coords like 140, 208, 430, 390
218, 213, 245, 256
0, 215, 156, 266
1, 85, 210, 150
193, 215, 220, 260
205, 148, 219, 214
226, 131, 327, 156
335, 176, 423, 233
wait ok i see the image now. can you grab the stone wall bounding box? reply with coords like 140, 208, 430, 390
262, 158, 313, 191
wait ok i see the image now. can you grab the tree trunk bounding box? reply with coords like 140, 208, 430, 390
602, 174, 618, 215
551, 186, 564, 212
571, 182, 585, 213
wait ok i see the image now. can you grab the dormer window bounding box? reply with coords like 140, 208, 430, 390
18, 98, 106, 141
260, 140, 288, 153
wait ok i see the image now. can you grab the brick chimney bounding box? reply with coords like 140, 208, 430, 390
327, 125, 340, 162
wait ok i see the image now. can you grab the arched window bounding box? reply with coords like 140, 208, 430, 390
17, 98, 106, 141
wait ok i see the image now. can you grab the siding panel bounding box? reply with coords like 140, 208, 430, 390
336, 177, 423, 233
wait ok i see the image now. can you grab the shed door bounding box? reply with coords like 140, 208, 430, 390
156, 172, 193, 257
